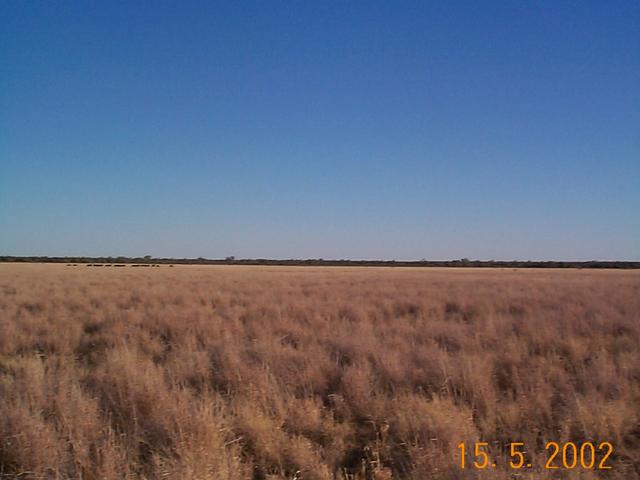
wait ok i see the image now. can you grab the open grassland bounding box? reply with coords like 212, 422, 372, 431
0, 264, 639, 479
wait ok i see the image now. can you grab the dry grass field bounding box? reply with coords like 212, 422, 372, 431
0, 264, 638, 479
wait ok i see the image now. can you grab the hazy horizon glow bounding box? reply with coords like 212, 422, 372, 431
2, 1, 639, 261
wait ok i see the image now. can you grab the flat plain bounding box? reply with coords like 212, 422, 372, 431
0, 263, 638, 479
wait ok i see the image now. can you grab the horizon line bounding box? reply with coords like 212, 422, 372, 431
1, 255, 639, 269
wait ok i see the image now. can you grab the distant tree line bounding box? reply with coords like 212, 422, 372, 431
0, 256, 638, 269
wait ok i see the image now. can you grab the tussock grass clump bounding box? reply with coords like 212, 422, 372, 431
0, 264, 638, 479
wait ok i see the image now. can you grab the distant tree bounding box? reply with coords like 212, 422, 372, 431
225, 256, 235, 262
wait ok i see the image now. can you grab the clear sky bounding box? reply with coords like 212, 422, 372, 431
1, 1, 638, 260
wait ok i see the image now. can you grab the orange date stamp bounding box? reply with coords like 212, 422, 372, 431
457, 441, 613, 470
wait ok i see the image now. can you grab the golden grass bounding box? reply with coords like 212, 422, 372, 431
0, 264, 638, 479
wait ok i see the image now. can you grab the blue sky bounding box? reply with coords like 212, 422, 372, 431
1, 1, 638, 260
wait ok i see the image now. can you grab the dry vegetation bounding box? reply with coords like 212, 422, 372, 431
0, 264, 639, 479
